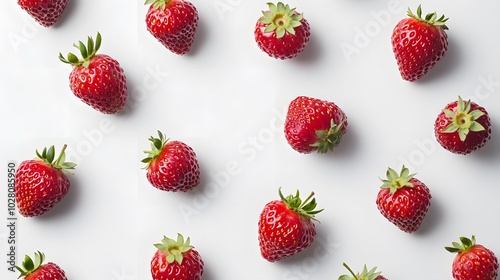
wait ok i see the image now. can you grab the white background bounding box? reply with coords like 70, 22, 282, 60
1, 0, 500, 279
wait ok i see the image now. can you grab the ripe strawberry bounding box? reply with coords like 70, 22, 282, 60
339, 263, 388, 280
18, 0, 69, 27
376, 166, 431, 233
59, 32, 128, 114
435, 96, 491, 155
258, 188, 323, 262
16, 251, 67, 280
151, 234, 204, 280
142, 131, 201, 192
391, 5, 448, 81
145, 0, 199, 55
284, 96, 348, 154
445, 235, 499, 280
254, 2, 310, 60
15, 145, 76, 217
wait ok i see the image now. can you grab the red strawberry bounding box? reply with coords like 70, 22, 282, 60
145, 0, 199, 55
284, 96, 348, 154
142, 131, 201, 192
151, 234, 204, 280
15, 145, 76, 217
339, 263, 388, 280
18, 0, 69, 27
434, 96, 491, 155
258, 188, 323, 262
59, 32, 128, 114
376, 166, 431, 233
254, 2, 310, 60
445, 235, 499, 280
391, 5, 448, 81
16, 251, 67, 280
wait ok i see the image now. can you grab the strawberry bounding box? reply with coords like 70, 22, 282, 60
258, 188, 323, 262
434, 96, 491, 155
59, 32, 128, 114
18, 0, 69, 27
376, 166, 431, 233
254, 2, 310, 60
391, 5, 448, 81
151, 234, 204, 280
15, 145, 76, 217
445, 235, 499, 280
16, 251, 67, 280
339, 263, 388, 280
145, 0, 199, 55
284, 96, 348, 154
142, 130, 201, 192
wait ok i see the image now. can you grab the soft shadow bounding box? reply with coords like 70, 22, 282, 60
52, 0, 79, 28
468, 121, 499, 161
276, 221, 336, 266
185, 15, 209, 57
114, 70, 141, 117
414, 35, 461, 84
293, 32, 323, 65
413, 196, 444, 236
34, 175, 81, 220
332, 120, 359, 159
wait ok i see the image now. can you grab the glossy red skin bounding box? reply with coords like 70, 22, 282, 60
145, 0, 199, 55
69, 54, 127, 114
151, 248, 204, 280
284, 96, 348, 154
258, 200, 316, 262
24, 262, 67, 280
146, 140, 200, 192
391, 17, 448, 81
452, 244, 498, 280
18, 0, 68, 27
376, 178, 431, 233
15, 160, 70, 217
376, 276, 388, 280
435, 101, 491, 155
254, 15, 310, 60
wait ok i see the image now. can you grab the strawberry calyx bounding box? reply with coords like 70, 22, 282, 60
442, 96, 485, 142
259, 2, 303, 39
408, 4, 449, 30
445, 235, 477, 254
145, 0, 172, 10
279, 187, 323, 221
35, 144, 77, 175
154, 233, 194, 264
15, 251, 46, 278
142, 130, 169, 169
59, 32, 102, 68
310, 119, 346, 154
380, 166, 415, 194
339, 263, 383, 280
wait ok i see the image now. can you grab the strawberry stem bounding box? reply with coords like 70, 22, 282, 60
59, 32, 102, 68
342, 263, 360, 280
16, 251, 46, 278
279, 187, 323, 221
154, 233, 193, 265
407, 5, 449, 30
